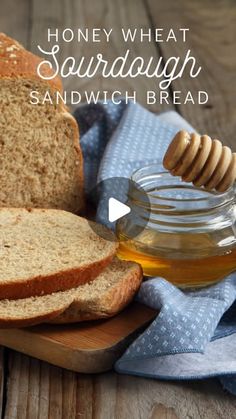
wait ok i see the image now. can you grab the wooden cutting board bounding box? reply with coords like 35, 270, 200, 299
0, 303, 156, 373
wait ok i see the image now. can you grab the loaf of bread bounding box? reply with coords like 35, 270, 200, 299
0, 258, 142, 327
0, 208, 118, 300
0, 34, 142, 328
0, 33, 84, 213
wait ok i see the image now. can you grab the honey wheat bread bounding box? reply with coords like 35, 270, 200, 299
0, 208, 118, 300
0, 33, 84, 213
0, 258, 142, 328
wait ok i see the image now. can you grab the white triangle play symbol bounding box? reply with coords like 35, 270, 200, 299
108, 197, 131, 223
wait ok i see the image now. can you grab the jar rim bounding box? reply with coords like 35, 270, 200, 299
131, 163, 235, 211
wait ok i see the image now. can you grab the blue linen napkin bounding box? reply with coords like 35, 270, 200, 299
74, 100, 236, 395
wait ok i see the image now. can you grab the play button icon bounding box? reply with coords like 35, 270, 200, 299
108, 198, 131, 223
87, 176, 150, 241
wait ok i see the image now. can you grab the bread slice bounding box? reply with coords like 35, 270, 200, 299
0, 33, 84, 213
0, 208, 118, 300
0, 258, 142, 328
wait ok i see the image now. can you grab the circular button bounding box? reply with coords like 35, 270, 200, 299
87, 177, 150, 241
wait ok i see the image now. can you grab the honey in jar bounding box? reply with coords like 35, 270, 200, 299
116, 164, 236, 288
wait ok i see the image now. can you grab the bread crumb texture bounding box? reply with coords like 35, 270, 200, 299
0, 258, 142, 326
0, 33, 83, 213
0, 208, 117, 298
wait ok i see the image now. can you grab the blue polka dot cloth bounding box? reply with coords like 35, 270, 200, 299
74, 100, 236, 395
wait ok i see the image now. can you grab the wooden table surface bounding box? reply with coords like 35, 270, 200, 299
1, 0, 236, 417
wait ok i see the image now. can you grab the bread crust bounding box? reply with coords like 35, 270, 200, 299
0, 254, 114, 300
0, 307, 67, 328
0, 261, 143, 328
58, 112, 84, 214
0, 32, 62, 92
51, 263, 143, 324
0, 208, 118, 300
0, 33, 84, 213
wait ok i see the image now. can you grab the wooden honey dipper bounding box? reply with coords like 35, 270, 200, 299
163, 130, 236, 193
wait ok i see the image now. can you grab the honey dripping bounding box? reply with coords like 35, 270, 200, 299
117, 131, 236, 287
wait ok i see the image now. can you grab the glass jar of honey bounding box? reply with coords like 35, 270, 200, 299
117, 164, 236, 288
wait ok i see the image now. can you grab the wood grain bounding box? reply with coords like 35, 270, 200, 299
0, 348, 5, 418
29, 0, 173, 112
0, 0, 30, 47
146, 0, 236, 149
0, 303, 156, 373
0, 0, 236, 418
4, 355, 236, 419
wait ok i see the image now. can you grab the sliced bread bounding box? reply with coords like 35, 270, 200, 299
0, 33, 84, 213
0, 208, 117, 300
0, 258, 142, 328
